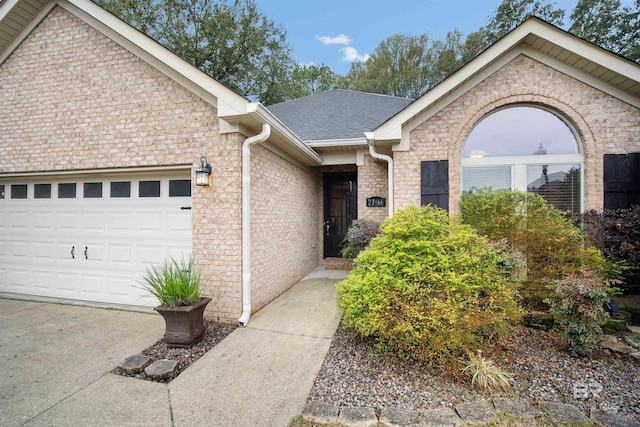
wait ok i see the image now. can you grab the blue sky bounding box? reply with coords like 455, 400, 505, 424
256, 0, 633, 75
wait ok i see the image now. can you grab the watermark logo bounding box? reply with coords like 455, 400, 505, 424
572, 379, 602, 400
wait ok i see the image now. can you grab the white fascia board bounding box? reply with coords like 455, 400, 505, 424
306, 138, 367, 148
0, 0, 21, 20
373, 18, 640, 144
0, 1, 56, 65
522, 46, 640, 109
247, 102, 322, 166
321, 152, 357, 166
60, 0, 248, 115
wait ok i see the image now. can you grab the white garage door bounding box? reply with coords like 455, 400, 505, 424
0, 171, 193, 307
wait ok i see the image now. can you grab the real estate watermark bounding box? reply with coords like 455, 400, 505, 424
572, 379, 619, 413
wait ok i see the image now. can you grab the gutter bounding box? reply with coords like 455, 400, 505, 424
364, 132, 393, 218
238, 123, 271, 327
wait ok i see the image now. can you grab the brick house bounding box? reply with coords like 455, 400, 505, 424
1, 0, 638, 325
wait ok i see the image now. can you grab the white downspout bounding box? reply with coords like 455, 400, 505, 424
364, 132, 393, 217
238, 123, 271, 327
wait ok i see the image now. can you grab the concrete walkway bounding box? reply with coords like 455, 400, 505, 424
0, 267, 346, 427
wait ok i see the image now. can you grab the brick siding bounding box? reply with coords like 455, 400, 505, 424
250, 144, 319, 312
396, 54, 640, 215
0, 7, 245, 322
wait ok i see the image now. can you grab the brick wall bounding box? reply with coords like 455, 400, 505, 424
0, 7, 244, 322
250, 144, 319, 312
357, 154, 389, 223
396, 54, 640, 214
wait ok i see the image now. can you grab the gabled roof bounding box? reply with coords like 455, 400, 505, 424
0, 0, 322, 166
268, 89, 413, 143
372, 17, 640, 144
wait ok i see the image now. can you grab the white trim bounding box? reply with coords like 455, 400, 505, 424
0, 164, 192, 178
307, 138, 367, 148
58, 0, 248, 115
462, 154, 583, 166
321, 152, 357, 166
377, 18, 640, 147
0, 1, 56, 65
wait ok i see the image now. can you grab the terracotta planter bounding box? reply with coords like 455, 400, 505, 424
154, 297, 211, 348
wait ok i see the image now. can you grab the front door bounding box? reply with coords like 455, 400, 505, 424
323, 173, 357, 258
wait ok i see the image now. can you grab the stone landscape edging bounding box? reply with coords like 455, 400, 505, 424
302, 397, 640, 426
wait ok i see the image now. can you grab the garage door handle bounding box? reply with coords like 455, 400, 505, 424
180, 206, 191, 210
84, 246, 88, 260
71, 246, 75, 259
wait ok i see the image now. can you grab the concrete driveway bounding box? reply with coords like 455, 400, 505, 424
0, 299, 165, 426
0, 267, 347, 426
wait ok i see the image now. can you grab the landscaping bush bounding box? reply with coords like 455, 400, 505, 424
460, 188, 608, 308
545, 269, 620, 354
582, 206, 640, 292
340, 218, 381, 261
336, 205, 522, 373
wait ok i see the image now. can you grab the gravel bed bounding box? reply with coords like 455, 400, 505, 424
309, 322, 640, 418
111, 321, 235, 383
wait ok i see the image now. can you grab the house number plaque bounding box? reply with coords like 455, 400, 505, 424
366, 196, 386, 207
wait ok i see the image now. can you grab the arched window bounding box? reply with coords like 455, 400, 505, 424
461, 106, 583, 216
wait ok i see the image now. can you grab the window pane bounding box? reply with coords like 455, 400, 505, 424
462, 166, 512, 192
58, 183, 76, 199
463, 107, 579, 157
527, 164, 581, 218
169, 179, 191, 197
139, 180, 160, 198
0, 185, 5, 199
11, 184, 27, 199
84, 182, 103, 198
110, 181, 131, 198
34, 184, 52, 199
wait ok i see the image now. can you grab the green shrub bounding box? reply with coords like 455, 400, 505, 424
138, 256, 202, 306
545, 269, 620, 353
340, 218, 381, 261
337, 205, 521, 372
460, 188, 608, 308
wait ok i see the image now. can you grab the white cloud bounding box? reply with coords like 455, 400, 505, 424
340, 46, 370, 62
315, 34, 352, 45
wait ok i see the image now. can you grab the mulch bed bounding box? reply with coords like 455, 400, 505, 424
111, 321, 236, 383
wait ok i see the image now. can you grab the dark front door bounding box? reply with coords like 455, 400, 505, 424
323, 173, 357, 258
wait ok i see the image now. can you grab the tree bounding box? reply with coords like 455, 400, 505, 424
338, 34, 433, 98
96, 0, 296, 104
285, 64, 339, 99
569, 0, 640, 62
484, 0, 566, 42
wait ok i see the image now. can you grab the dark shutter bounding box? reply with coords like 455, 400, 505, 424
421, 160, 449, 211
604, 153, 640, 210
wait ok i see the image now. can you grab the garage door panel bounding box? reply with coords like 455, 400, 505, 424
81, 211, 107, 232
33, 212, 54, 230
8, 240, 29, 258
33, 270, 54, 290
0, 173, 192, 307
168, 212, 191, 233
56, 272, 79, 293
57, 211, 79, 231
109, 244, 133, 264
139, 212, 163, 232
33, 241, 55, 260
8, 211, 29, 229
7, 268, 29, 289
82, 273, 105, 297
108, 212, 134, 232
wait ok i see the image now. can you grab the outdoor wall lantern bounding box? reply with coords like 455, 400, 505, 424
195, 156, 212, 187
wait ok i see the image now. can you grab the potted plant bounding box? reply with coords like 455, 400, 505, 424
139, 256, 211, 348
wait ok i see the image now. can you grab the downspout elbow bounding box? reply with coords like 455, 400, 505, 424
365, 133, 393, 217
238, 123, 271, 327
